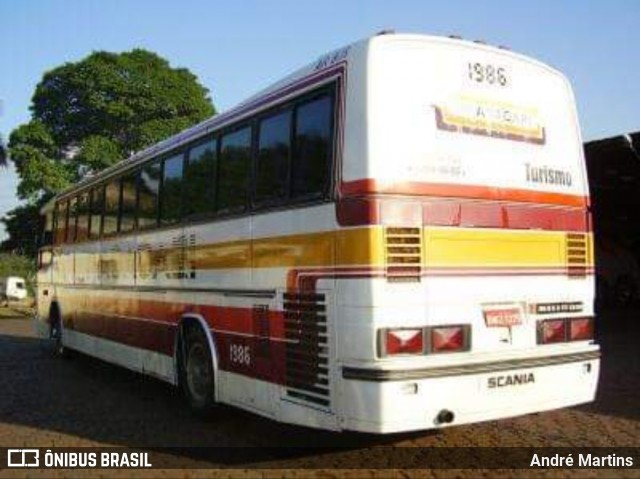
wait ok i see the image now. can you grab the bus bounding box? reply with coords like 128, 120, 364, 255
35, 33, 599, 434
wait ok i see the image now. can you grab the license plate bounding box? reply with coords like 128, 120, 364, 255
483, 305, 523, 327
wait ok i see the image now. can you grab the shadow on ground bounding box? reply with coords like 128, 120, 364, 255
0, 307, 637, 468
0, 319, 429, 467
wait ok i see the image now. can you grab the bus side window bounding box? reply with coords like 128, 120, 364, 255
160, 154, 185, 225
184, 138, 217, 219
119, 170, 138, 233
75, 192, 90, 242
54, 200, 69, 245
103, 180, 120, 236
39, 249, 52, 269
138, 160, 161, 229
255, 110, 291, 206
217, 126, 252, 213
51, 204, 58, 246
66, 196, 78, 243
292, 94, 334, 200
90, 186, 105, 239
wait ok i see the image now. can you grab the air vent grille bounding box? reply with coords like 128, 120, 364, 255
385, 227, 422, 282
283, 292, 329, 408
566, 233, 588, 278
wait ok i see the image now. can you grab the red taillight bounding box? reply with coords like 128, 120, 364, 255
569, 317, 593, 341
431, 326, 466, 353
538, 317, 594, 344
384, 329, 424, 356
379, 325, 471, 357
539, 319, 566, 344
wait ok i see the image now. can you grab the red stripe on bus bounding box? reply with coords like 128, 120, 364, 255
336, 196, 589, 231
286, 265, 593, 290
339, 179, 589, 208
68, 298, 289, 384
69, 297, 286, 351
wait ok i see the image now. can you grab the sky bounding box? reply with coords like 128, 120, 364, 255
0, 0, 639, 239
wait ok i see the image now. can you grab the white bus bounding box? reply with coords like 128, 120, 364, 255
36, 33, 599, 433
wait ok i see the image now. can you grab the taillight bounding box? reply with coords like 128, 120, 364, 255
539, 319, 566, 344
538, 317, 594, 344
431, 326, 468, 353
380, 325, 471, 357
384, 328, 425, 356
569, 317, 594, 341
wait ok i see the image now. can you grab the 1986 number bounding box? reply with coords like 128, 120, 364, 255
468, 62, 508, 86
229, 344, 251, 366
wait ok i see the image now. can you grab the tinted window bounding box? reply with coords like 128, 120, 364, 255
76, 192, 90, 242
89, 186, 104, 239
217, 127, 251, 213
54, 201, 68, 245
292, 95, 333, 199
255, 111, 291, 204
185, 139, 216, 218
103, 180, 120, 236
119, 171, 138, 233
66, 197, 77, 243
138, 161, 161, 229
160, 154, 184, 225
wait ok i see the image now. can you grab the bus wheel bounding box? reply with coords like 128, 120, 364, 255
180, 325, 216, 415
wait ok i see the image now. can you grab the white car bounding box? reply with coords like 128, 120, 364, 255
0, 276, 28, 304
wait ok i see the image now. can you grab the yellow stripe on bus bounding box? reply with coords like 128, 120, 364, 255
423, 228, 590, 267
68, 227, 593, 277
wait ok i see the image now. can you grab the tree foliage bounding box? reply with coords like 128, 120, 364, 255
0, 135, 7, 167
9, 48, 215, 201
0, 202, 44, 258
4, 49, 215, 256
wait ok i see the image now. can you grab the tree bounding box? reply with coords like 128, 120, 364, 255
0, 202, 43, 258
9, 48, 215, 201
0, 135, 7, 167
4, 49, 215, 256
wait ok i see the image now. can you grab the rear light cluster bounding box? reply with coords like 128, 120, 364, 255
537, 317, 594, 344
380, 325, 471, 357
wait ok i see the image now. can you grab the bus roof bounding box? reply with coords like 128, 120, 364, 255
42, 32, 562, 213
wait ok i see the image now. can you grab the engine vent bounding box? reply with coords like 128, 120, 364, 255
385, 227, 422, 282
283, 292, 330, 408
566, 233, 588, 278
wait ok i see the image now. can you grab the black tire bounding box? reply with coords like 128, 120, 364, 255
179, 325, 217, 415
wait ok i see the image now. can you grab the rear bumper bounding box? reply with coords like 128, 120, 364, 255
343, 350, 600, 381
339, 349, 600, 433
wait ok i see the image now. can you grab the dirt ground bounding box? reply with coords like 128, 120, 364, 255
0, 308, 638, 478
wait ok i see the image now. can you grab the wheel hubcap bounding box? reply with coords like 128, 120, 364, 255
186, 343, 210, 403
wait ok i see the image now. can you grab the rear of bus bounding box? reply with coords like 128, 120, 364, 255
336, 35, 599, 433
